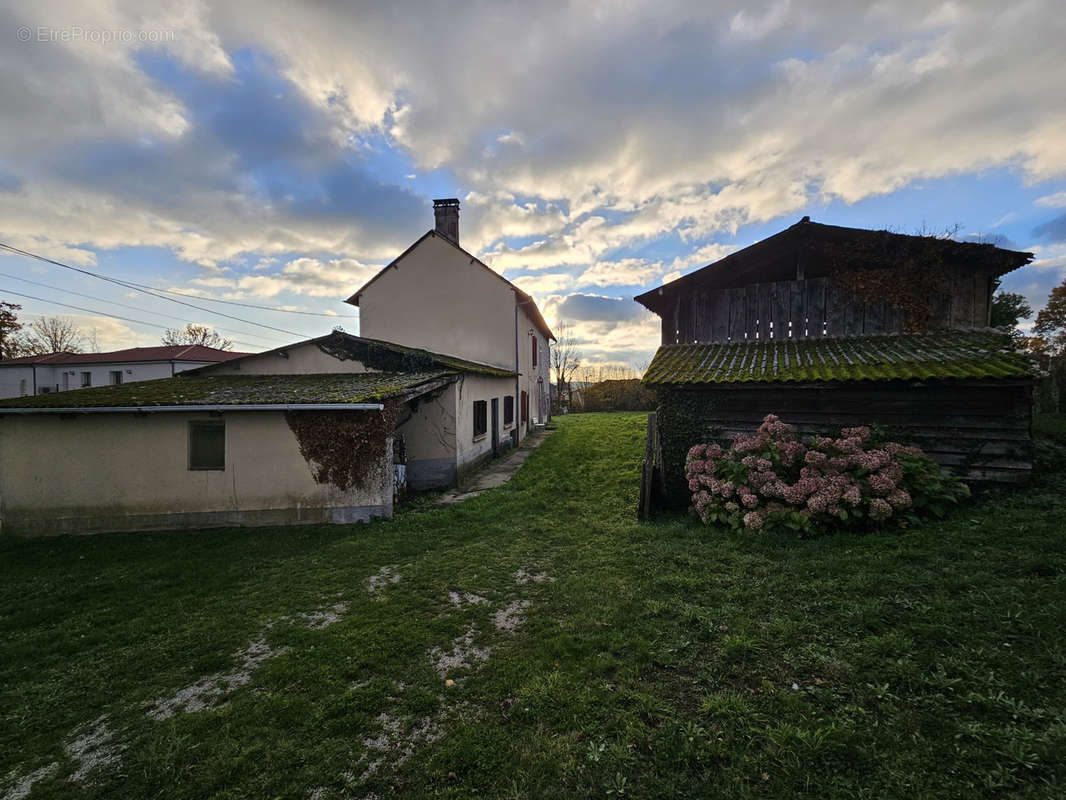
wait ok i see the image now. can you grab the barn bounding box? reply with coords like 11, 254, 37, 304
635, 218, 1036, 511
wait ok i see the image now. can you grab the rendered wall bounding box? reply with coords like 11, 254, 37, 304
195, 341, 369, 375
0, 411, 392, 536
358, 235, 520, 370
396, 382, 458, 490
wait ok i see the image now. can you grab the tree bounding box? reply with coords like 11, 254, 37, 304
25, 316, 86, 354
161, 324, 233, 350
1033, 276, 1066, 356
551, 322, 581, 412
0, 301, 24, 359
989, 289, 1032, 340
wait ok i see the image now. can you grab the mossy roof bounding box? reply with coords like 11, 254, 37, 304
0, 371, 453, 409
642, 330, 1034, 386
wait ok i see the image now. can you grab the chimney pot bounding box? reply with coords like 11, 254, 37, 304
433, 198, 460, 244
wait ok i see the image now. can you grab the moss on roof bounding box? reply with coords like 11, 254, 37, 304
314, 333, 517, 378
0, 371, 452, 409
642, 330, 1034, 386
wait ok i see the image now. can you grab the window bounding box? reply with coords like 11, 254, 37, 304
473, 400, 487, 438
188, 420, 225, 470
80, 371, 92, 387
531, 336, 538, 367
503, 395, 514, 426
109, 370, 123, 385
521, 390, 528, 423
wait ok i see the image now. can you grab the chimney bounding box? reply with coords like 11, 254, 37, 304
433, 198, 460, 244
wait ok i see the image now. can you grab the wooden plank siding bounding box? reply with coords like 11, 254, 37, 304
654, 380, 1033, 508
658, 274, 997, 344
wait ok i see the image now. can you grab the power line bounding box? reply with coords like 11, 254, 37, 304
0, 241, 359, 318
0, 288, 270, 351
0, 242, 312, 339
0, 271, 283, 349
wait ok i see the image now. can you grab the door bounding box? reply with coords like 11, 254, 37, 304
491, 397, 499, 457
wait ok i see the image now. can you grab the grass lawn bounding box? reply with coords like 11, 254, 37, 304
2, 412, 1065, 799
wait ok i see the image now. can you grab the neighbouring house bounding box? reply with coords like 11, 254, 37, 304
0, 334, 511, 536
347, 198, 555, 442
0, 345, 247, 399
635, 217, 1036, 512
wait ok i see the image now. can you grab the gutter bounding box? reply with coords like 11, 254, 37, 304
0, 403, 385, 415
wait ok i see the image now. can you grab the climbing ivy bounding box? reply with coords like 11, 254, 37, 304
655, 387, 723, 509
285, 399, 404, 491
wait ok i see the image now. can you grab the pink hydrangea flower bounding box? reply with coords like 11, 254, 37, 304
743, 511, 765, 531
869, 497, 892, 521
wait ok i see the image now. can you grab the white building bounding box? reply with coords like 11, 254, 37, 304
0, 345, 246, 399
348, 198, 554, 439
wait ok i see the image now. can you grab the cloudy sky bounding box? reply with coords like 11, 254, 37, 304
1, 0, 1065, 366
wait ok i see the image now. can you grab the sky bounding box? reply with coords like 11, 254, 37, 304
1, 0, 1065, 368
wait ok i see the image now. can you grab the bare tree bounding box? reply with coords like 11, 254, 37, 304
551, 321, 581, 412
161, 324, 233, 350
25, 316, 86, 354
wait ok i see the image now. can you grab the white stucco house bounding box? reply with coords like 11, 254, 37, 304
0, 345, 246, 399
348, 198, 555, 441
0, 198, 556, 536
0, 335, 514, 536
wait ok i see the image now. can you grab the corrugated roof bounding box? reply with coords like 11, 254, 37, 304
642, 330, 1033, 385
0, 345, 249, 366
0, 372, 452, 409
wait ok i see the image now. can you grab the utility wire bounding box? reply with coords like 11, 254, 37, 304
0, 271, 283, 349
0, 241, 359, 318
1, 288, 270, 351
0, 242, 312, 339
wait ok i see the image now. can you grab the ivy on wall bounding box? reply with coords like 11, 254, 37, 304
655, 387, 722, 509
285, 400, 403, 491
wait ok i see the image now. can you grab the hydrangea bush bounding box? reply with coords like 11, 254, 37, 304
686, 414, 970, 534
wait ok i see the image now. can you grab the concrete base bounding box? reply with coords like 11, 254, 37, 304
1, 503, 393, 538
406, 458, 458, 491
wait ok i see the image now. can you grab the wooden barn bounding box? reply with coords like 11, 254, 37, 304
635, 217, 1036, 511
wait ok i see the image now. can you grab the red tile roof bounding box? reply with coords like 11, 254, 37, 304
0, 345, 251, 366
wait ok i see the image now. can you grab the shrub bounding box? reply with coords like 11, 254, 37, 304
685, 414, 970, 535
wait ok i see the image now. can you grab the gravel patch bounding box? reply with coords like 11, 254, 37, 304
287, 601, 349, 630
367, 566, 401, 598
2, 762, 59, 800
448, 591, 489, 607
515, 567, 553, 585
148, 637, 288, 720
491, 599, 531, 633
428, 625, 493, 678
66, 716, 121, 784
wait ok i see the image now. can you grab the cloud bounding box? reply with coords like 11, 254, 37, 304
1035, 191, 1066, 208
188, 256, 381, 299
553, 293, 648, 323
1, 0, 1065, 344
1033, 214, 1066, 243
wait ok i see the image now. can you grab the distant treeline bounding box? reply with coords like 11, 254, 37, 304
572, 378, 656, 413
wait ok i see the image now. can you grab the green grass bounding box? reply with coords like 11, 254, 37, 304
2, 413, 1065, 799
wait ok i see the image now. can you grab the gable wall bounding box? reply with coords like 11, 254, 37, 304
358, 235, 518, 369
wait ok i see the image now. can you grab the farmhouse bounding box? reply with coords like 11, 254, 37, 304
0, 334, 515, 536
635, 217, 1036, 510
347, 198, 554, 439
0, 200, 555, 536
0, 344, 246, 398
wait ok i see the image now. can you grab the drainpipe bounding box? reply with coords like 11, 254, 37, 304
31, 364, 36, 395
